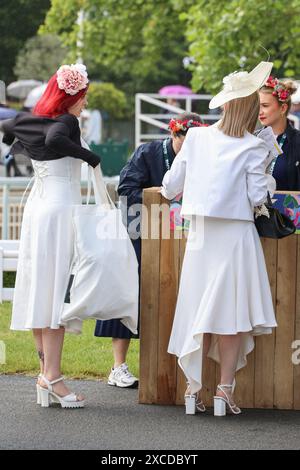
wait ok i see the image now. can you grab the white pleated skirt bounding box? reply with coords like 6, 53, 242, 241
168, 216, 277, 394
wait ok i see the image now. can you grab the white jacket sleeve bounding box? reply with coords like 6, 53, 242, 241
246, 141, 270, 208
160, 132, 191, 200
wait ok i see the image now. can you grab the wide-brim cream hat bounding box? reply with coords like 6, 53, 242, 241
209, 61, 273, 109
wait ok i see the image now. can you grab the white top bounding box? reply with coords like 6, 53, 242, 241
161, 124, 271, 221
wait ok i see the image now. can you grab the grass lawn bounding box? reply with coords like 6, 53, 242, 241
0, 302, 139, 380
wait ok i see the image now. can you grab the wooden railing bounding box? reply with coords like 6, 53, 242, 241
139, 188, 300, 410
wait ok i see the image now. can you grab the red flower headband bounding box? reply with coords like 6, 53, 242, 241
265, 76, 290, 102
168, 118, 208, 133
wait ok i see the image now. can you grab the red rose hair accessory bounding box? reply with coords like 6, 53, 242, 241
168, 118, 208, 133
265, 76, 290, 102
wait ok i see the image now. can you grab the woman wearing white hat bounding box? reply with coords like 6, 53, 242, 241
161, 62, 277, 416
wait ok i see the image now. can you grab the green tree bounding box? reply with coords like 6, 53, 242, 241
87, 82, 127, 119
0, 0, 51, 84
14, 35, 67, 82
180, 0, 300, 93
41, 0, 192, 94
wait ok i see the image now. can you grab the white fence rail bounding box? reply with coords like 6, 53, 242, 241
0, 176, 119, 240
0, 240, 19, 301
135, 92, 300, 148
135, 93, 220, 147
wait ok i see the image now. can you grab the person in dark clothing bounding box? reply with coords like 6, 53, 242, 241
94, 112, 205, 388
259, 77, 300, 190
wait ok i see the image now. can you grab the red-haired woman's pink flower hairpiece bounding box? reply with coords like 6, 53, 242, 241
265, 75, 290, 102
57, 64, 89, 95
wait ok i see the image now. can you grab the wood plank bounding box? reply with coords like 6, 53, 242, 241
157, 197, 178, 404
293, 237, 300, 409
254, 237, 277, 408
274, 235, 297, 409
176, 233, 187, 405
201, 356, 216, 408
235, 349, 255, 408
139, 189, 161, 404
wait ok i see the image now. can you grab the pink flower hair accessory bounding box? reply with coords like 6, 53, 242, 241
56, 64, 89, 95
168, 118, 208, 133
265, 75, 290, 102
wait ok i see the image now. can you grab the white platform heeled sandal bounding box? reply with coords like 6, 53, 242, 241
40, 376, 85, 409
214, 380, 241, 416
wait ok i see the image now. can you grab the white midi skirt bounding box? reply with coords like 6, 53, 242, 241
11, 157, 83, 334
168, 216, 277, 394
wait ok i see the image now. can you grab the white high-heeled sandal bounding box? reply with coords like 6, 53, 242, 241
36, 373, 42, 405
184, 383, 206, 415
40, 376, 85, 408
214, 379, 241, 416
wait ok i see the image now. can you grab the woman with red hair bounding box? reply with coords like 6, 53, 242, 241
0, 64, 101, 408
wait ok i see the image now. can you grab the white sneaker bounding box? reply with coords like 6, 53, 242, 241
107, 363, 139, 388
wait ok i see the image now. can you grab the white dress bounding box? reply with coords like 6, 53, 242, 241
11, 156, 83, 334
168, 215, 277, 394
162, 126, 278, 395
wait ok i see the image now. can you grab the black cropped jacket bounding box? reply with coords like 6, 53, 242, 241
0, 112, 100, 168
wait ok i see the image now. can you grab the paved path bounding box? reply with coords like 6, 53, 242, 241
0, 375, 299, 450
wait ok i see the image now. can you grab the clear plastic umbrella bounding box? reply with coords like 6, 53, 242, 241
7, 79, 43, 100
23, 83, 47, 109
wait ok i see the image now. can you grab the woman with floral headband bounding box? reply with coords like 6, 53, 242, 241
259, 76, 300, 190
94, 112, 205, 389
0, 64, 102, 408
161, 62, 277, 416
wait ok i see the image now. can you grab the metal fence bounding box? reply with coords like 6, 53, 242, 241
135, 93, 220, 147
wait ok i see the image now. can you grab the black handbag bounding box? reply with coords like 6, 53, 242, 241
254, 192, 296, 239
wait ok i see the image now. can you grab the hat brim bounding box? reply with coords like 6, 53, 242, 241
209, 61, 273, 109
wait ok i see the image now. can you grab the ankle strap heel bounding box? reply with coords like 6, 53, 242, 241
214, 396, 226, 416
184, 381, 206, 414
214, 380, 241, 416
185, 395, 196, 414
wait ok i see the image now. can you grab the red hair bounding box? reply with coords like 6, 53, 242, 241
33, 73, 88, 118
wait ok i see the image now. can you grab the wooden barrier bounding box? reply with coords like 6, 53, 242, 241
139, 188, 300, 409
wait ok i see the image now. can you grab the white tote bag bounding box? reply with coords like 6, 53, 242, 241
61, 165, 139, 334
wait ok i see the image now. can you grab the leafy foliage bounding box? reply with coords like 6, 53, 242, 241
0, 0, 50, 83
87, 82, 127, 118
14, 35, 67, 81
42, 0, 191, 94
180, 0, 300, 93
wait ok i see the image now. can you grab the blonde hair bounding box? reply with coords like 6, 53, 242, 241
218, 92, 260, 138
260, 79, 297, 115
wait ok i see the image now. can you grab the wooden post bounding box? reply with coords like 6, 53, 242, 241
294, 237, 300, 409
274, 235, 297, 409
139, 188, 161, 404
254, 238, 277, 408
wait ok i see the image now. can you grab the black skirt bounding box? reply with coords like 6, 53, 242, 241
94, 237, 141, 339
